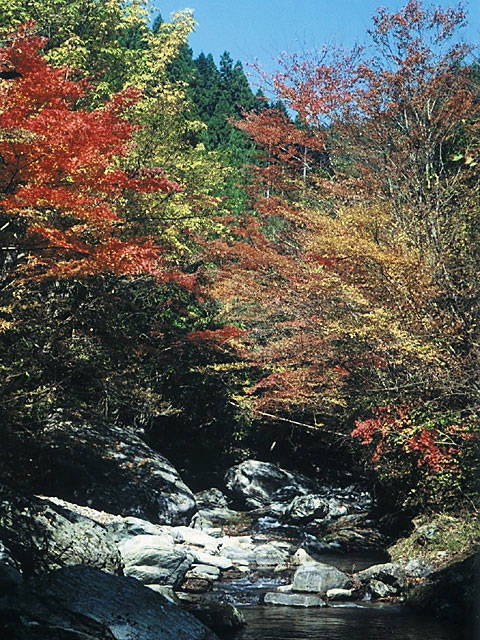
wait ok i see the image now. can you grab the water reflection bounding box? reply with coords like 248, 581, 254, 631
220, 604, 463, 640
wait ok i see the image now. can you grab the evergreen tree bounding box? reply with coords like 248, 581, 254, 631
189, 51, 257, 153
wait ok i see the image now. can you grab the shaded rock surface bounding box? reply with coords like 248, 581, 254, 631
0, 540, 22, 592
407, 552, 480, 629
176, 596, 246, 631
1, 565, 218, 640
24, 414, 196, 525
355, 562, 407, 596
0, 486, 122, 577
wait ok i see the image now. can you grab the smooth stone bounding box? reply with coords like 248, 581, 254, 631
326, 588, 354, 600
264, 591, 327, 607
185, 564, 221, 580
292, 561, 350, 594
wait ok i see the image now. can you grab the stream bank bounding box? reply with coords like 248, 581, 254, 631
1, 452, 477, 639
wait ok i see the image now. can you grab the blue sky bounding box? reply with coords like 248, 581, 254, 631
153, 0, 480, 72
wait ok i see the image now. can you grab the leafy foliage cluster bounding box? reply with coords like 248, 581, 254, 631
0, 0, 478, 514
201, 0, 479, 511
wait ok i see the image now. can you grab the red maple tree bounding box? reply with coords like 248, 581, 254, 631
0, 23, 181, 283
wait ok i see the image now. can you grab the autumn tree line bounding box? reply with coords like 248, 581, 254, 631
0, 0, 478, 515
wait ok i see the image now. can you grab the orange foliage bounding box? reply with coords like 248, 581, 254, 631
0, 23, 181, 281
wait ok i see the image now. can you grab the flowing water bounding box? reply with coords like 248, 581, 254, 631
211, 553, 465, 640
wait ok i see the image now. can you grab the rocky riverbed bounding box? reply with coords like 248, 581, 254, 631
3, 451, 472, 640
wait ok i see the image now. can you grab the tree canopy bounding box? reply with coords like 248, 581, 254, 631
0, 0, 478, 514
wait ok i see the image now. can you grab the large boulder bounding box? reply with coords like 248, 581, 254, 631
119, 534, 194, 587
355, 562, 407, 596
0, 565, 219, 639
0, 486, 122, 577
407, 553, 480, 629
26, 415, 196, 525
291, 561, 350, 594
283, 494, 330, 524
224, 460, 316, 509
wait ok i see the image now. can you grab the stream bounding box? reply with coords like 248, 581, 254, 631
208, 553, 462, 640
219, 603, 460, 640
181, 463, 469, 640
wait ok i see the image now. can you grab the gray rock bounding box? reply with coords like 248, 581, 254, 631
414, 522, 441, 544
402, 557, 434, 578
178, 597, 246, 631
119, 534, 193, 587
185, 564, 221, 580
326, 588, 355, 601
0, 540, 23, 593
369, 579, 397, 598
31, 417, 197, 525
195, 488, 229, 510
292, 561, 350, 594
264, 591, 327, 607
191, 506, 242, 529
3, 565, 219, 639
108, 515, 163, 541
190, 549, 234, 570
146, 584, 177, 602
355, 562, 407, 592
0, 486, 122, 577
219, 536, 256, 566
169, 526, 221, 551
254, 542, 290, 566
224, 460, 316, 509
283, 494, 330, 524
407, 552, 479, 627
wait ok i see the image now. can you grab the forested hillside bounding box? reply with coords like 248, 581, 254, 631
0, 0, 478, 520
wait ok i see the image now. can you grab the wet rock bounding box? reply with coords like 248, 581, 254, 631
264, 591, 327, 607
177, 596, 246, 631
292, 561, 350, 594
0, 486, 122, 577
0, 565, 219, 640
283, 494, 330, 525
224, 460, 316, 509
119, 534, 193, 587
304, 511, 386, 553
